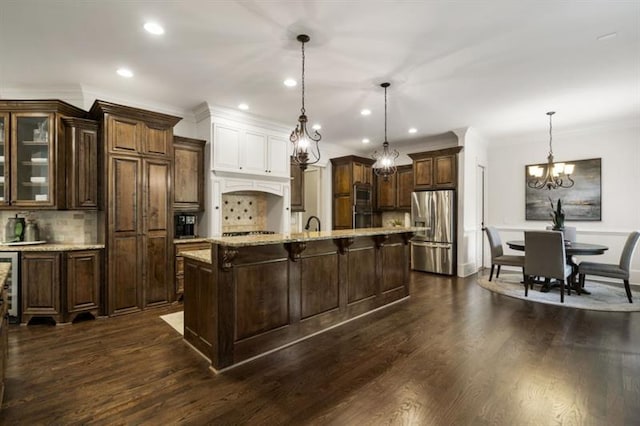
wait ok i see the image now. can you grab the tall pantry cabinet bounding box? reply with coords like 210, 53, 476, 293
90, 101, 181, 316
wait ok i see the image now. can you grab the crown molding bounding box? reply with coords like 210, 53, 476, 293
194, 102, 291, 134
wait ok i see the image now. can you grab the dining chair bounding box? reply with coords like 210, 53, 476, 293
577, 231, 640, 303
484, 226, 525, 281
524, 231, 573, 303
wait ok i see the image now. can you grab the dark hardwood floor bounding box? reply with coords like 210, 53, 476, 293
1, 271, 638, 425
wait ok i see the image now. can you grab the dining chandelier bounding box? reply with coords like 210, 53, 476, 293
290, 34, 321, 171
372, 82, 399, 181
527, 111, 575, 190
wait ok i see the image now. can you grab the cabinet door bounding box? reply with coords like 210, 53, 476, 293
353, 162, 364, 184
376, 174, 396, 210
109, 156, 141, 315
290, 158, 305, 212
65, 119, 98, 209
414, 157, 433, 188
267, 135, 289, 177
108, 116, 141, 154
396, 166, 414, 210
333, 162, 352, 195
241, 131, 267, 175
21, 252, 62, 324
143, 159, 172, 307
434, 154, 456, 188
0, 113, 8, 206
213, 123, 241, 171
145, 125, 171, 156
333, 195, 352, 229
363, 165, 373, 185
174, 137, 205, 211
10, 113, 56, 207
66, 250, 101, 318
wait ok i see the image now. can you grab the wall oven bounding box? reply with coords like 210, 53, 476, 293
353, 183, 373, 229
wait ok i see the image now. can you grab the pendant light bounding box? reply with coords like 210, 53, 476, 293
372, 82, 399, 181
290, 34, 321, 171
527, 111, 575, 190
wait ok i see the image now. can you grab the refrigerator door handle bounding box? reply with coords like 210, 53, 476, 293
411, 241, 439, 248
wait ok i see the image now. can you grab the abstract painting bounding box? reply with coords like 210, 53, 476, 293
525, 158, 601, 221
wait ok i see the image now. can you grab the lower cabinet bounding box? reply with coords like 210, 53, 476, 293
175, 242, 211, 300
21, 249, 102, 324
0, 287, 7, 405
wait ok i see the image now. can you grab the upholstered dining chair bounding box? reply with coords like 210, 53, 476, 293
484, 226, 525, 281
524, 231, 573, 303
578, 231, 640, 303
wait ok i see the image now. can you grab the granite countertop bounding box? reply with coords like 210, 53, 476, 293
181, 249, 212, 264
207, 227, 422, 247
174, 238, 211, 244
0, 243, 105, 252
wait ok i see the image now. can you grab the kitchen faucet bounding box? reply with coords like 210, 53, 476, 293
304, 216, 321, 232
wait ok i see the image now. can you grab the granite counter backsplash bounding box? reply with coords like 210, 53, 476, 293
0, 211, 97, 244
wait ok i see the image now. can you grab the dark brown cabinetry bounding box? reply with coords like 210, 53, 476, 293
175, 242, 211, 300
20, 249, 102, 324
330, 156, 375, 230
375, 165, 414, 211
91, 100, 181, 316
65, 250, 101, 323
63, 118, 99, 209
409, 146, 463, 190
21, 252, 62, 324
0, 100, 88, 209
290, 157, 305, 212
0, 286, 6, 405
174, 136, 205, 212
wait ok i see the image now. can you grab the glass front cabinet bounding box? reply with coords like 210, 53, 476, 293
0, 101, 88, 209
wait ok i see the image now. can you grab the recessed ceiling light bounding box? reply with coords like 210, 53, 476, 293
238, 103, 249, 110
116, 68, 133, 78
312, 124, 321, 130
408, 128, 417, 134
284, 78, 297, 87
361, 109, 371, 116
144, 22, 165, 35
597, 32, 618, 41
362, 138, 370, 144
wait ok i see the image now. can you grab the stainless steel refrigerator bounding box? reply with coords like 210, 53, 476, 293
411, 190, 456, 275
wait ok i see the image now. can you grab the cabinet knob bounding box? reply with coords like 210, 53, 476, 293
215, 206, 219, 209
239, 166, 243, 170
286, 207, 289, 211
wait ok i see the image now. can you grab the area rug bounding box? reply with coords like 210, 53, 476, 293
478, 272, 640, 312
160, 311, 184, 335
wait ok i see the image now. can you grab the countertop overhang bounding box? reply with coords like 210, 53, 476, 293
207, 227, 421, 247
0, 243, 105, 252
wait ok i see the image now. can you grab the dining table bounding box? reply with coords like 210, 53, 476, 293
506, 240, 609, 294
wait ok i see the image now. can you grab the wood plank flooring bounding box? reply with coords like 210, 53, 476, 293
1, 272, 638, 425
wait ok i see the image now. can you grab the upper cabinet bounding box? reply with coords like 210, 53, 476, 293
174, 136, 205, 212
0, 100, 89, 210
211, 119, 290, 179
330, 155, 375, 230
63, 118, 99, 210
375, 164, 414, 211
408, 146, 463, 190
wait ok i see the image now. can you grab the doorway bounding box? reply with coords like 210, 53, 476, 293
302, 166, 322, 231
476, 164, 487, 272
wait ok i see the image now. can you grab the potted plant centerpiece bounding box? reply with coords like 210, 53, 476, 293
549, 197, 565, 231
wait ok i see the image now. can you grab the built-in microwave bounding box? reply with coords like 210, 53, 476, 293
354, 183, 372, 207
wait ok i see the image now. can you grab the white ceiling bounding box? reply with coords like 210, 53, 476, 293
1, 1, 638, 151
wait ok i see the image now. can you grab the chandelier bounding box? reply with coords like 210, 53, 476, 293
527, 111, 575, 190
372, 82, 399, 181
290, 34, 321, 171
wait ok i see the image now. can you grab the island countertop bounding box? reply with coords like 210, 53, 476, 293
206, 227, 421, 247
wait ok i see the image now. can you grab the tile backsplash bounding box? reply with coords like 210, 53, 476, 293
222, 192, 267, 232
0, 211, 97, 243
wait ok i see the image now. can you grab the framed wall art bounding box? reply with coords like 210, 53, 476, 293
525, 158, 601, 221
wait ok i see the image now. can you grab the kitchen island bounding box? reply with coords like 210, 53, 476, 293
182, 227, 418, 371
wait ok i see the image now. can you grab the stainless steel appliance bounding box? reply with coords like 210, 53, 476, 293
175, 213, 197, 239
353, 183, 373, 229
0, 252, 19, 323
411, 190, 456, 275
